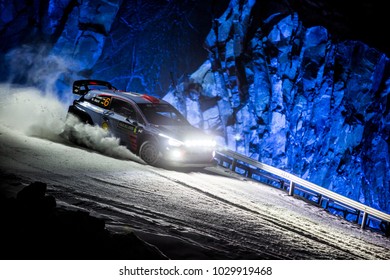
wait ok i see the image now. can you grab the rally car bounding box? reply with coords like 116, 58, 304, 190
66, 79, 216, 168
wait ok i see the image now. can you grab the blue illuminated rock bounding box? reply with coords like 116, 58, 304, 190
164, 5, 390, 213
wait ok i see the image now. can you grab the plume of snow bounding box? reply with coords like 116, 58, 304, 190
63, 114, 139, 160
0, 84, 141, 161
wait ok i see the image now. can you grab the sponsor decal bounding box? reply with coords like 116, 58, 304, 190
102, 122, 109, 130
118, 121, 135, 132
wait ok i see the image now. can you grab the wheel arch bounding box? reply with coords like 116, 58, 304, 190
67, 105, 94, 125
136, 133, 160, 155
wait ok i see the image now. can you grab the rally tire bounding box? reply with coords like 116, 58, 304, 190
139, 141, 160, 166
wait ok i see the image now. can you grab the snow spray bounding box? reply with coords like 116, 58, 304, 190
0, 84, 139, 161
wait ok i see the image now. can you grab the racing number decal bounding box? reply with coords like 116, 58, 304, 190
102, 97, 111, 107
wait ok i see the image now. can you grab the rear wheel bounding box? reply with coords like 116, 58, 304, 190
139, 141, 160, 165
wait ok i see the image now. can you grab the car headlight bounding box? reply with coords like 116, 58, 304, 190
168, 138, 183, 147
184, 139, 216, 148
159, 133, 184, 147
159, 133, 216, 148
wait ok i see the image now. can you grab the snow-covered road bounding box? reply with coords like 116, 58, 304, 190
1, 124, 390, 260
0, 85, 389, 260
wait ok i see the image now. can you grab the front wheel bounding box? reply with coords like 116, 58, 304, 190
139, 141, 160, 166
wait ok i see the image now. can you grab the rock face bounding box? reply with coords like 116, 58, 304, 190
164, 3, 390, 213
0, 0, 389, 213
0, 0, 229, 95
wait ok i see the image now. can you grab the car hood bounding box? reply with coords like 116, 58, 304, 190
153, 124, 211, 142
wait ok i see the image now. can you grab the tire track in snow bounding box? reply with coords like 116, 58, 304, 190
48, 182, 275, 259
151, 169, 389, 259
48, 167, 389, 259
5, 155, 389, 260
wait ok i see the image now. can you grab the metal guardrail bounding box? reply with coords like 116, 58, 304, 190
215, 147, 390, 235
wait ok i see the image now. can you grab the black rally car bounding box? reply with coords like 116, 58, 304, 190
66, 80, 217, 168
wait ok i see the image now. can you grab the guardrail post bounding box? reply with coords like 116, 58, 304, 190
231, 159, 237, 172
288, 181, 295, 196
355, 210, 361, 223
361, 212, 368, 229
280, 180, 285, 190
247, 168, 252, 178
318, 194, 323, 206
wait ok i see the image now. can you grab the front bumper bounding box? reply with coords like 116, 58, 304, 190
162, 146, 216, 168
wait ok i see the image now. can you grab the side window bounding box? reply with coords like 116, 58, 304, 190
110, 98, 136, 120
90, 95, 111, 109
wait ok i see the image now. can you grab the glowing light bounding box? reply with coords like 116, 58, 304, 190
159, 133, 216, 148
168, 138, 183, 147
184, 139, 216, 148
170, 149, 183, 160
159, 133, 184, 147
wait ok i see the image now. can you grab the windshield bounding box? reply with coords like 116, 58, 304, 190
138, 103, 190, 126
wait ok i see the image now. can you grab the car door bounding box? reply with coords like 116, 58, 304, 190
102, 97, 139, 152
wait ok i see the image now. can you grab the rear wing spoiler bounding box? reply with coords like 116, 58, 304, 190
72, 80, 116, 95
